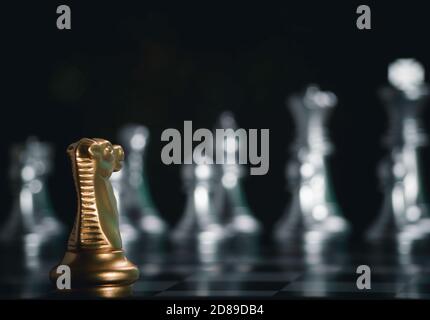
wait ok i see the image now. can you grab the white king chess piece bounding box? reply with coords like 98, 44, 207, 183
366, 59, 430, 242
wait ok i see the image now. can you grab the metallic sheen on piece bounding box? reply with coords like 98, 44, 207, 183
366, 59, 430, 242
50, 138, 139, 297
274, 85, 349, 242
215, 111, 261, 236
111, 124, 167, 243
0, 137, 63, 244
172, 152, 225, 245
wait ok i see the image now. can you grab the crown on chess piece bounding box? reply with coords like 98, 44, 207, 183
274, 85, 349, 242
50, 138, 139, 298
366, 59, 430, 242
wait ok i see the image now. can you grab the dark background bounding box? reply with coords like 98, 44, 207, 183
1, 1, 430, 239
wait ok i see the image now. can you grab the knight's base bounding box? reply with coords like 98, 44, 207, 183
50, 285, 133, 299
49, 249, 139, 291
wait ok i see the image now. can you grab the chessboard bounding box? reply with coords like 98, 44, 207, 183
1, 237, 430, 300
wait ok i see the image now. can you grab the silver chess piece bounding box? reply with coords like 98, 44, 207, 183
112, 124, 167, 242
0, 137, 63, 245
366, 59, 430, 242
172, 153, 225, 249
274, 85, 349, 242
215, 111, 261, 236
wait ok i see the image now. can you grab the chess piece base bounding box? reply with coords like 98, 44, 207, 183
224, 210, 261, 237
140, 214, 168, 234
365, 204, 430, 242
366, 220, 430, 242
51, 284, 133, 299
50, 250, 139, 292
274, 207, 349, 242
172, 223, 226, 244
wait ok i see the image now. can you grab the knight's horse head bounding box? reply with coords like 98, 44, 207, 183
68, 138, 124, 177
67, 138, 125, 250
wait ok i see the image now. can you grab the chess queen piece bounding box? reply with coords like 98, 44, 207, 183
172, 153, 225, 248
215, 111, 261, 236
366, 59, 430, 242
50, 138, 139, 297
274, 85, 349, 242
0, 137, 63, 245
112, 125, 167, 241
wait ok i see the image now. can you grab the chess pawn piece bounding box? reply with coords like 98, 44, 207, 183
111, 168, 138, 243
366, 59, 430, 242
0, 137, 63, 244
274, 85, 349, 242
112, 125, 167, 239
50, 138, 139, 297
215, 111, 261, 236
172, 153, 225, 246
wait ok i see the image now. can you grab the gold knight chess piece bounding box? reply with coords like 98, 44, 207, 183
50, 138, 139, 298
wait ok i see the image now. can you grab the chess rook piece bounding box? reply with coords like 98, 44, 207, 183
50, 138, 139, 297
112, 125, 167, 240
0, 137, 63, 244
366, 59, 430, 241
215, 111, 261, 236
172, 154, 225, 246
274, 85, 349, 242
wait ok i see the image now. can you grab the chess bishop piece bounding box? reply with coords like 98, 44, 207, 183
112, 125, 167, 241
215, 111, 261, 236
366, 59, 430, 242
0, 137, 63, 245
50, 138, 139, 297
274, 86, 349, 242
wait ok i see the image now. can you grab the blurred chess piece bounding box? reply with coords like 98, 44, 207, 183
50, 138, 139, 298
0, 137, 63, 245
112, 125, 167, 242
366, 59, 430, 242
274, 85, 349, 242
172, 153, 225, 252
215, 111, 261, 236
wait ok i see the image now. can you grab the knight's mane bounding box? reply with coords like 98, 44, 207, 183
67, 138, 110, 250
